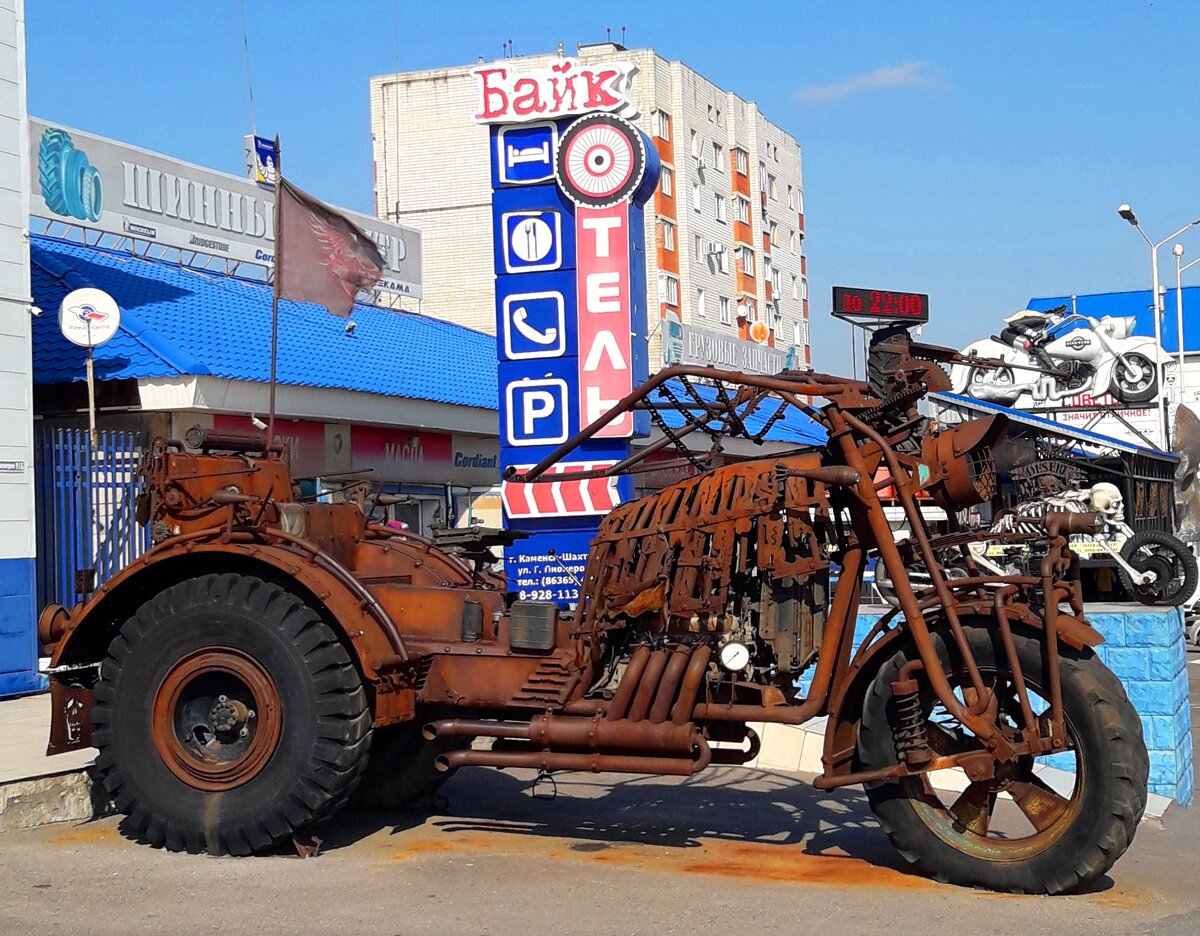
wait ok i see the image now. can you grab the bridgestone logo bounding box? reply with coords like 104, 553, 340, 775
189, 234, 230, 252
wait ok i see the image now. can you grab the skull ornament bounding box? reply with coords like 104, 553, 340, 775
1090, 482, 1124, 523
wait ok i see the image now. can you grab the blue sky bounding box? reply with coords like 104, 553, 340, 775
25, 1, 1200, 374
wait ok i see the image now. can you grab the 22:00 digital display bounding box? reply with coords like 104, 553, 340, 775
832, 286, 929, 323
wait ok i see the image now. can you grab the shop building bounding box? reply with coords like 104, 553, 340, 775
370, 42, 810, 370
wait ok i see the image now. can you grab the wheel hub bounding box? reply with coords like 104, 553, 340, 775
151, 648, 281, 792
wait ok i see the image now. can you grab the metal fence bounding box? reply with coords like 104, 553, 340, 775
35, 427, 151, 610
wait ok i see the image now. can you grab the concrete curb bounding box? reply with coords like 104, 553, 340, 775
0, 766, 112, 833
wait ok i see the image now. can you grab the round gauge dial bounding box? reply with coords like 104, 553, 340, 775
719, 641, 751, 672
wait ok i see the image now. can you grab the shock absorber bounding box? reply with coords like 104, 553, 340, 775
890, 662, 932, 769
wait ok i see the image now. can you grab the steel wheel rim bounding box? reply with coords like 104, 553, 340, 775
910, 667, 1084, 861
1117, 354, 1152, 392
151, 647, 282, 792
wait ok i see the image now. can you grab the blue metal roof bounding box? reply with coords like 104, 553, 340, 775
28, 235, 825, 447
29, 235, 498, 409
657, 378, 828, 446
1027, 287, 1200, 354
929, 391, 1176, 461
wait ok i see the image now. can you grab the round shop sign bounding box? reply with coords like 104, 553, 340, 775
59, 288, 120, 348
555, 112, 647, 208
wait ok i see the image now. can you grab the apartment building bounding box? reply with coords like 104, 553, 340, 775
370, 43, 809, 368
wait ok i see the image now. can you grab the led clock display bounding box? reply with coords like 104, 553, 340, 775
832, 286, 929, 323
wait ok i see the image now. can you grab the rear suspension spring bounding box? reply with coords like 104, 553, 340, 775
890, 677, 932, 768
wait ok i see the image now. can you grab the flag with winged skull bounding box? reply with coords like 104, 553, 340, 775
275, 178, 385, 317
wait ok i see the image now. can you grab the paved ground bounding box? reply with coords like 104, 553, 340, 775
1, 651, 1197, 936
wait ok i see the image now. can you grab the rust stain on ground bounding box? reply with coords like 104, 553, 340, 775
48, 821, 118, 846
386, 828, 933, 890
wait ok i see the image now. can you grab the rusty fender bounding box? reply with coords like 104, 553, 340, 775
40, 538, 417, 753
816, 600, 1103, 785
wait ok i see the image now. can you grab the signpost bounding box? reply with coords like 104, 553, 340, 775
58, 287, 120, 447
480, 61, 659, 605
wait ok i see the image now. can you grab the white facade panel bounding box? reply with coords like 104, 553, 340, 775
0, 0, 30, 562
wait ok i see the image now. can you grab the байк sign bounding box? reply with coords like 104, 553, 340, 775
472, 58, 638, 124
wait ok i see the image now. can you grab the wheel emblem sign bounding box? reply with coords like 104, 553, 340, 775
556, 113, 647, 208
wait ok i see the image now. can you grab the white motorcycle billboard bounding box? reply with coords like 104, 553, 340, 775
950, 306, 1169, 407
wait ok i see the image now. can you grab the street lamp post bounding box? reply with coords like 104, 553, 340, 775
1173, 243, 1200, 410
1117, 204, 1200, 447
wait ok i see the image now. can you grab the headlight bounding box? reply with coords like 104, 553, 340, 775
920, 414, 1008, 511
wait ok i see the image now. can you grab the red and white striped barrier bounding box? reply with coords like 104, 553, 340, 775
501, 461, 622, 519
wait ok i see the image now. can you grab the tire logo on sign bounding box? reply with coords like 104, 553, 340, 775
38, 128, 104, 223
555, 113, 646, 209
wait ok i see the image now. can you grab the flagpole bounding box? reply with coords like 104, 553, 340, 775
267, 135, 281, 446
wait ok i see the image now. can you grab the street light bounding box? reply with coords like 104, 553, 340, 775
1173, 243, 1200, 410
1116, 204, 1200, 447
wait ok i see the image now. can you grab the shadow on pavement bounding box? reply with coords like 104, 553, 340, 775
319, 764, 910, 874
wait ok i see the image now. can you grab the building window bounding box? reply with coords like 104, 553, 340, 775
769, 221, 778, 244
661, 165, 673, 197
691, 181, 701, 213
716, 246, 728, 273
707, 104, 716, 122
651, 109, 671, 141
768, 174, 778, 200
661, 219, 675, 252
662, 274, 679, 306
716, 107, 723, 126
789, 230, 797, 255
715, 194, 727, 223
759, 161, 766, 187
739, 246, 755, 276
770, 303, 783, 330
734, 196, 750, 223
772, 266, 782, 293
694, 233, 703, 259
800, 277, 808, 301
794, 318, 809, 347
712, 141, 724, 172
720, 296, 732, 325
791, 274, 799, 300
787, 185, 795, 209
690, 129, 700, 159
696, 288, 707, 318
734, 148, 748, 175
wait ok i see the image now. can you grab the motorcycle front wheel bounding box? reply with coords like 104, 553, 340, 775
1110, 351, 1158, 404
1117, 529, 1199, 606
856, 624, 1147, 894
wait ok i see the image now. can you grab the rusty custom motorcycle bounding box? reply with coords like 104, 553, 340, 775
38, 334, 1148, 894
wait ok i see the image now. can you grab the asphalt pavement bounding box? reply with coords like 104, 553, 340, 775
1, 651, 1198, 936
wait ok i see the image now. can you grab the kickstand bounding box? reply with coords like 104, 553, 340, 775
530, 769, 558, 801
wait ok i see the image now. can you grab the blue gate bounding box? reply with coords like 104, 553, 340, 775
35, 428, 151, 611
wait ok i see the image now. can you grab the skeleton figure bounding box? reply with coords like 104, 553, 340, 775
989, 481, 1124, 536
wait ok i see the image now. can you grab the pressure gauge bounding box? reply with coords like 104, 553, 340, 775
719, 641, 751, 673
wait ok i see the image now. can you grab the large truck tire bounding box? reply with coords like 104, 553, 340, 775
92, 573, 372, 855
